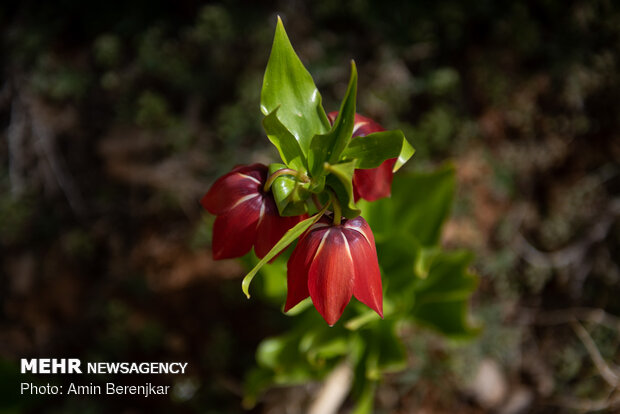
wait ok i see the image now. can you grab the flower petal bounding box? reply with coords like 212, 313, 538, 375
211, 195, 261, 260
352, 158, 396, 201
343, 224, 383, 318
308, 228, 355, 326
254, 196, 306, 259
328, 112, 384, 137
285, 226, 328, 311
201, 164, 266, 214
351, 114, 384, 137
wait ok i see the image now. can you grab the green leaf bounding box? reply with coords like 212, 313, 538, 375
341, 129, 415, 171
412, 250, 480, 339
254, 334, 319, 384
263, 108, 307, 172
351, 380, 376, 414
374, 320, 407, 373
268, 163, 309, 216
242, 204, 329, 298
309, 61, 357, 176
299, 329, 350, 366
393, 132, 415, 172
261, 17, 330, 155
325, 161, 360, 218
391, 164, 456, 246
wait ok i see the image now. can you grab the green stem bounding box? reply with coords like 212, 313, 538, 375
330, 191, 342, 226
263, 168, 309, 192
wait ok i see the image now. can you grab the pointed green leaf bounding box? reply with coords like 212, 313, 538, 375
263, 108, 308, 172
242, 203, 329, 298
393, 133, 415, 172
261, 17, 330, 155
325, 161, 360, 218
341, 129, 413, 169
309, 61, 357, 176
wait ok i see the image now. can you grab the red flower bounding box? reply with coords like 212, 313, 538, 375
285, 215, 383, 326
201, 163, 305, 260
328, 112, 397, 202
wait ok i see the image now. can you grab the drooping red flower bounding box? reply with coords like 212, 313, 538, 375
328, 112, 397, 202
285, 215, 383, 326
201, 163, 305, 260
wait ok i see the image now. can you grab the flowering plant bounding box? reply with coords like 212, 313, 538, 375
202, 17, 414, 326
201, 17, 478, 411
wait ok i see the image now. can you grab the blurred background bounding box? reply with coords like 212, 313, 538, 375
1, 0, 619, 413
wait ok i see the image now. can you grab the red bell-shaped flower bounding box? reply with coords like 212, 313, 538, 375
328, 112, 397, 202
201, 163, 305, 260
285, 215, 383, 326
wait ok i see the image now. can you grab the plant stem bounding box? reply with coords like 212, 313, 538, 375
263, 168, 309, 192
330, 192, 342, 226
312, 194, 323, 211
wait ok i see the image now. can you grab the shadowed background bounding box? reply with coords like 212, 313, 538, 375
1, 0, 619, 413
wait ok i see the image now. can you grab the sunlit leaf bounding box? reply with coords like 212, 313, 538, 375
393, 132, 415, 172
342, 130, 414, 171
261, 17, 330, 156
263, 108, 308, 172
309, 61, 357, 176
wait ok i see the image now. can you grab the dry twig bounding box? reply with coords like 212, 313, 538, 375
571, 320, 619, 388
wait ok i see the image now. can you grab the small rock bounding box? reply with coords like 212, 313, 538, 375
469, 358, 508, 409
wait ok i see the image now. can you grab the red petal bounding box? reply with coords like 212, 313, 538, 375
327, 112, 385, 137
343, 219, 383, 318
308, 228, 355, 326
352, 158, 396, 201
254, 196, 306, 259
284, 225, 328, 311
202, 171, 264, 215
343, 216, 376, 245
352, 113, 384, 137
230, 163, 268, 182
211, 195, 261, 260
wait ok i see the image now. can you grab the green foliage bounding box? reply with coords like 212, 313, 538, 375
243, 18, 416, 292
263, 110, 308, 172
308, 61, 357, 177
342, 130, 414, 171
244, 168, 479, 411
240, 23, 474, 410
260, 17, 331, 153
